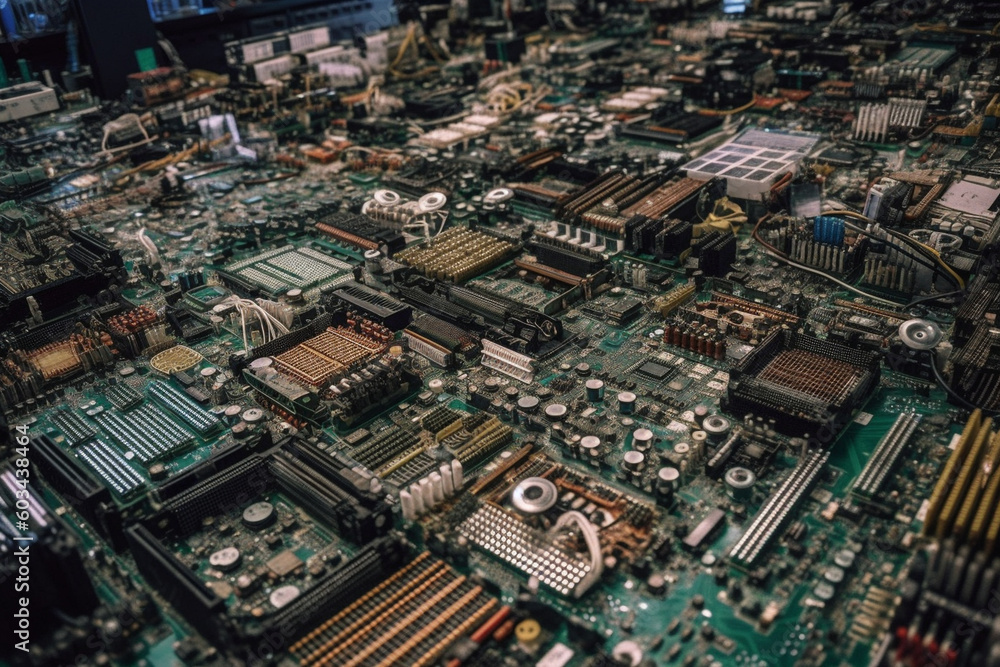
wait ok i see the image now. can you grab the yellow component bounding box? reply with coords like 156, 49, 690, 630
969, 430, 1000, 546
652, 282, 696, 317
515, 619, 541, 643
693, 196, 747, 238
953, 427, 1000, 540
936, 417, 992, 539
149, 345, 204, 374
924, 410, 981, 535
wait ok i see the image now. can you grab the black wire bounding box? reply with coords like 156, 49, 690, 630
930, 357, 1000, 418
905, 290, 966, 309
842, 220, 961, 287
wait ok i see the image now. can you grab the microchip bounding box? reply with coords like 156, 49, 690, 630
267, 550, 303, 578
815, 146, 860, 167
638, 361, 673, 381
186, 387, 210, 404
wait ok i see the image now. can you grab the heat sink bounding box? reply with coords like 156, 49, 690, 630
273, 326, 388, 388
394, 228, 516, 283
290, 552, 499, 667
723, 330, 880, 437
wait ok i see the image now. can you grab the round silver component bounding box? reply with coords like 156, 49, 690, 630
657, 466, 680, 492
702, 415, 731, 441
224, 405, 242, 417
418, 191, 447, 212
585, 379, 605, 401
623, 450, 645, 472
208, 547, 241, 572
242, 408, 264, 423
511, 477, 559, 514
242, 501, 276, 529
611, 639, 643, 667
544, 403, 568, 420
724, 467, 756, 501
834, 549, 856, 569
269, 585, 301, 608
632, 428, 654, 451
824, 566, 845, 584
617, 391, 637, 414
580, 435, 602, 456
249, 357, 273, 370
898, 318, 943, 351
484, 187, 514, 204
813, 582, 836, 601
517, 396, 540, 413
373, 189, 401, 207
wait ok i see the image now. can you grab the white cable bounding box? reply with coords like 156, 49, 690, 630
137, 228, 161, 266
550, 510, 603, 597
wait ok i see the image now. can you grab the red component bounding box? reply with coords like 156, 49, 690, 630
470, 605, 511, 644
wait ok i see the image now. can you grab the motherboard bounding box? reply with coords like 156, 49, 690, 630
4, 2, 1000, 667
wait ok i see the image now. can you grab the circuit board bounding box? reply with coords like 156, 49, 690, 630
3, 2, 1000, 667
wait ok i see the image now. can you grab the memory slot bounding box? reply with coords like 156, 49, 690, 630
420, 406, 461, 434
107, 383, 143, 410
406, 314, 479, 355
396, 286, 477, 324
351, 426, 420, 470
852, 412, 922, 498
132, 404, 196, 449
51, 408, 97, 445
384, 451, 440, 487
292, 552, 496, 667
76, 438, 146, 498
94, 411, 164, 464
330, 283, 412, 330
729, 450, 830, 567
403, 330, 453, 367
148, 380, 221, 435
459, 502, 591, 597
452, 417, 513, 468
266, 536, 409, 647
481, 339, 534, 383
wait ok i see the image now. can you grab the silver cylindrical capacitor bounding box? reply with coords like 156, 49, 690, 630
517, 396, 540, 413
429, 472, 444, 503
409, 483, 425, 514
440, 464, 454, 496
399, 490, 415, 520
545, 403, 568, 421
618, 391, 636, 414
580, 435, 602, 461
585, 379, 605, 402
724, 467, 756, 502
419, 478, 435, 509
632, 428, 654, 451
657, 466, 680, 494
702, 415, 731, 443
623, 450, 645, 472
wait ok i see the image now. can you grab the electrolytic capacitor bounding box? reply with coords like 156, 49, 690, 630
580, 435, 601, 462
618, 391, 636, 414
632, 428, 654, 451
657, 466, 680, 493
586, 379, 605, 402
623, 450, 645, 472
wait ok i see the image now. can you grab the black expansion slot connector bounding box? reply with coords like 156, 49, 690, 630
327, 282, 412, 330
